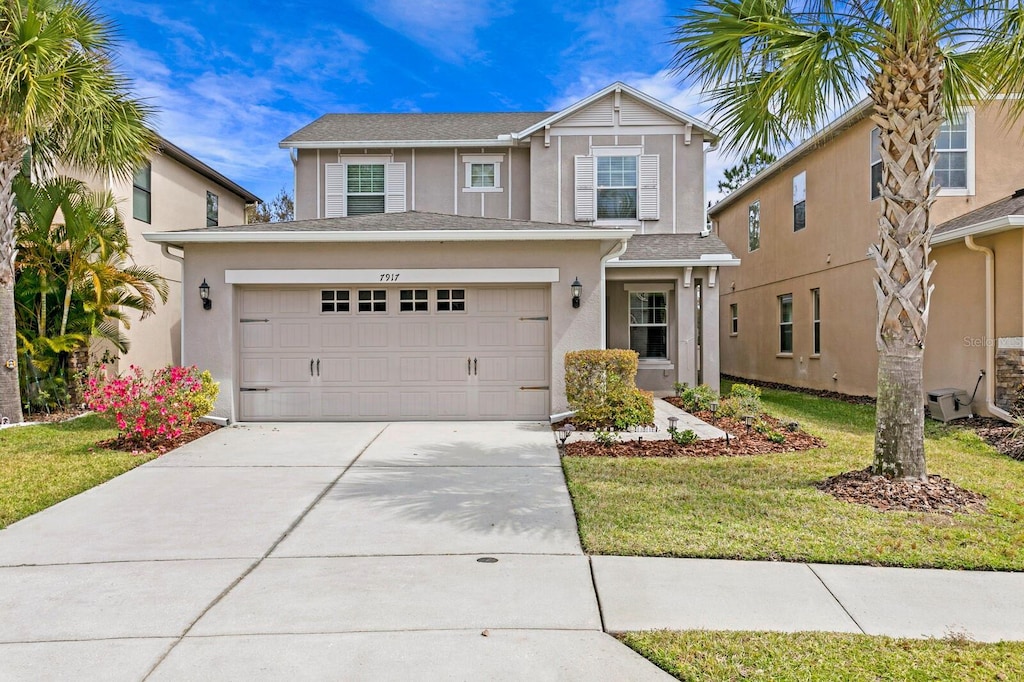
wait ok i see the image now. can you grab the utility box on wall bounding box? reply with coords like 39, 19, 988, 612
927, 389, 973, 423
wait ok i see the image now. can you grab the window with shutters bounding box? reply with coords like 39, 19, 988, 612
347, 164, 385, 215
324, 160, 406, 218
575, 149, 659, 222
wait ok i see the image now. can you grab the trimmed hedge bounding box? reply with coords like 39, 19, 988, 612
565, 349, 654, 429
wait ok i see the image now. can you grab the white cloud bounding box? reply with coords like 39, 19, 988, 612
356, 0, 510, 65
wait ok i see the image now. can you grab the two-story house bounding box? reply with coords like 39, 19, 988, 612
146, 83, 738, 423
710, 100, 1023, 419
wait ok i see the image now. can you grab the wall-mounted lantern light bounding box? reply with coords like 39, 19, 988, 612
199, 278, 212, 310
571, 277, 582, 309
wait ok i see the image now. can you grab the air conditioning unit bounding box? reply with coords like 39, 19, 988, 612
926, 389, 973, 423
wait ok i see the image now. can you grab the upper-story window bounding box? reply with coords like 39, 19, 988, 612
870, 127, 883, 200
935, 113, 969, 191
462, 154, 503, 192
597, 156, 638, 220
748, 200, 760, 252
575, 148, 659, 222
133, 163, 151, 223
206, 191, 218, 227
324, 159, 406, 218
793, 172, 806, 231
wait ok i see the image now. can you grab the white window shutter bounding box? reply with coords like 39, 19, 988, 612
638, 154, 659, 220
324, 163, 346, 217
575, 155, 596, 221
385, 162, 407, 213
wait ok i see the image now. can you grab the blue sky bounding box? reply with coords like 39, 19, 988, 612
106, 0, 730, 206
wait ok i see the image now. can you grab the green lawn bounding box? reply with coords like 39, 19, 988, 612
0, 415, 158, 529
623, 630, 1024, 681
563, 385, 1024, 570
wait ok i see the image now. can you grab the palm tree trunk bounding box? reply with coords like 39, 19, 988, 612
0, 129, 24, 424
869, 42, 943, 481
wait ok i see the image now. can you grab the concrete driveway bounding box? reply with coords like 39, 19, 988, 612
0, 422, 668, 681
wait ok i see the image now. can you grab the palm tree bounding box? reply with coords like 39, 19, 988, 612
0, 0, 153, 422
671, 0, 1024, 480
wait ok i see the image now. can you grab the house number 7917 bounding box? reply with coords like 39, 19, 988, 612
379, 273, 400, 282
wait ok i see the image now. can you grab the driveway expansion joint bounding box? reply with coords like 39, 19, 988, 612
806, 563, 867, 635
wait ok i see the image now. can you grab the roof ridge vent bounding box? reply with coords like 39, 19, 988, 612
1013, 188, 1024, 198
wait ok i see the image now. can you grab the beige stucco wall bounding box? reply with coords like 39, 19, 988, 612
713, 102, 1024, 415
179, 239, 615, 420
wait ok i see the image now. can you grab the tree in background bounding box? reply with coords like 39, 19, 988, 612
247, 188, 295, 223
671, 0, 1024, 480
717, 149, 778, 194
0, 0, 154, 422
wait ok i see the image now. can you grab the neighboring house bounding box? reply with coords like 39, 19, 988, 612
709, 100, 1023, 419
145, 82, 739, 422
80, 136, 259, 372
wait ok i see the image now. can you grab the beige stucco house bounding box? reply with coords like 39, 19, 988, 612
145, 82, 739, 422
709, 100, 1023, 420
84, 136, 259, 372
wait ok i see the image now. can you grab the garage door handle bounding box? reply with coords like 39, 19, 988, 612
310, 359, 314, 376
240, 318, 269, 323
240, 387, 269, 392
519, 316, 548, 321
520, 386, 550, 391
317, 359, 320, 376
474, 358, 478, 375
467, 357, 471, 376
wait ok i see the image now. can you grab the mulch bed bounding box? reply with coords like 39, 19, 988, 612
722, 375, 877, 405
817, 467, 988, 514
97, 421, 220, 455
963, 416, 1024, 462
20, 407, 90, 424
562, 412, 826, 458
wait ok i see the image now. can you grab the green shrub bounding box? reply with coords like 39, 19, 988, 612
668, 427, 698, 446
716, 397, 740, 418
767, 431, 786, 444
679, 384, 717, 412
1013, 382, 1024, 417
565, 350, 652, 429
729, 383, 764, 417
594, 429, 621, 446
673, 381, 688, 397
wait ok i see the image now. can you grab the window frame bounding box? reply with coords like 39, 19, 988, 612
399, 288, 429, 313
132, 163, 152, 224
436, 288, 466, 312
462, 154, 504, 193
934, 109, 975, 196
320, 289, 351, 314
748, 200, 760, 252
792, 171, 806, 231
596, 154, 639, 221
206, 191, 219, 227
778, 293, 794, 355
628, 290, 670, 361
811, 288, 821, 356
730, 303, 738, 336
346, 162, 387, 216
357, 289, 387, 313
870, 127, 883, 201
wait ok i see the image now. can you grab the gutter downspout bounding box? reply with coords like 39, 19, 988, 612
702, 138, 720, 236
964, 235, 1014, 422
600, 239, 629, 349
160, 244, 186, 368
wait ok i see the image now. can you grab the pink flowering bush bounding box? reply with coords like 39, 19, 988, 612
84, 365, 219, 446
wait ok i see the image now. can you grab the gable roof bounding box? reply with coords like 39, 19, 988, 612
156, 135, 261, 203
280, 112, 551, 149
610, 233, 739, 267
143, 210, 634, 245
933, 190, 1024, 244
514, 82, 720, 141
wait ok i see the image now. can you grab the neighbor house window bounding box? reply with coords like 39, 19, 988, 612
462, 154, 503, 192
597, 156, 638, 220
935, 114, 969, 190
870, 128, 883, 200
811, 288, 821, 355
629, 292, 668, 359
730, 303, 738, 335
133, 163, 151, 223
748, 200, 760, 251
779, 294, 793, 353
206, 191, 218, 227
471, 164, 495, 187
793, 172, 806, 231
437, 289, 466, 312
321, 290, 350, 313
347, 164, 386, 215
399, 289, 428, 312
357, 289, 387, 312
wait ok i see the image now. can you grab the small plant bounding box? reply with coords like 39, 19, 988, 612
1013, 382, 1024, 417
754, 419, 771, 435
1011, 415, 1024, 441
668, 427, 698, 446
679, 384, 717, 412
767, 431, 786, 444
593, 428, 621, 446
673, 381, 689, 397
84, 364, 219, 448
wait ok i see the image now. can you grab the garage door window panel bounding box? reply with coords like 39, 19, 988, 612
358, 289, 387, 312
437, 289, 466, 312
400, 289, 428, 312
321, 290, 350, 313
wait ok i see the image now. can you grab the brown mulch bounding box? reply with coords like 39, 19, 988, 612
963, 416, 1024, 462
97, 421, 220, 455
722, 374, 876, 405
817, 467, 988, 514
562, 412, 826, 458
21, 406, 90, 423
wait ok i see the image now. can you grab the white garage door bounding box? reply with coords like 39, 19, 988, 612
237, 286, 550, 421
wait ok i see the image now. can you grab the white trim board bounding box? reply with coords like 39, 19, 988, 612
226, 268, 561, 285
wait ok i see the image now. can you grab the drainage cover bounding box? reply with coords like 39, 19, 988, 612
476, 557, 498, 563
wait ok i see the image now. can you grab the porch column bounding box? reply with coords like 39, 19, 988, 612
676, 269, 697, 386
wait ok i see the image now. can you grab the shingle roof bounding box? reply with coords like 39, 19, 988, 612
935, 190, 1024, 235
168, 211, 623, 234
618, 233, 736, 261
281, 112, 553, 145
